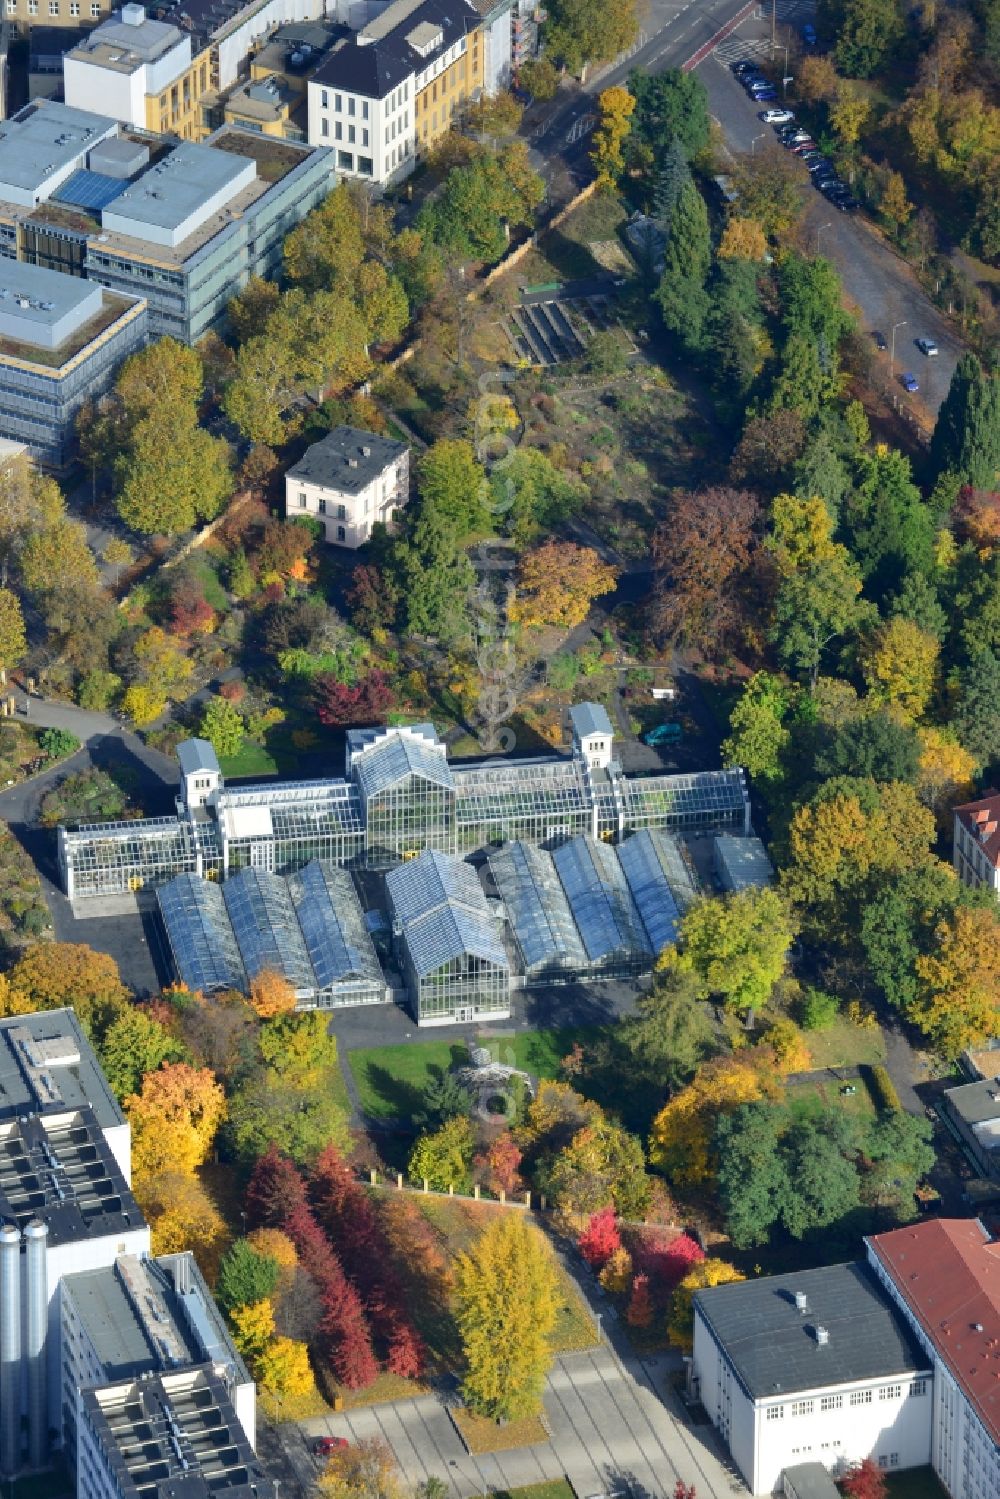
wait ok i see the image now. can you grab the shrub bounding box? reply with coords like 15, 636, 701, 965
868, 1064, 901, 1114
799, 987, 840, 1030
578, 1206, 621, 1269
39, 728, 80, 760
77, 669, 122, 712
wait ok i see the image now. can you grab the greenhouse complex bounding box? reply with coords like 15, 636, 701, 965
58, 706, 759, 1024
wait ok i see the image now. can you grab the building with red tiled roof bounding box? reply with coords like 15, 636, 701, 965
953, 791, 1000, 894
867, 1219, 1000, 1499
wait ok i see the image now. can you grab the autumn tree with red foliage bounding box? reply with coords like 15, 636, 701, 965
650, 486, 759, 653
309, 1145, 425, 1378
953, 485, 1000, 551
842, 1458, 887, 1499
245, 1143, 308, 1228
634, 1230, 704, 1288
169, 575, 215, 636
285, 1200, 379, 1390
313, 669, 396, 727
577, 1206, 621, 1269
673, 1482, 696, 1499
474, 1134, 523, 1197
626, 1274, 654, 1328
348, 563, 400, 637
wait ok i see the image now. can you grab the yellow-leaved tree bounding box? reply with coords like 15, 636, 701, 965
916, 727, 975, 823
256, 1337, 316, 1401
649, 1053, 783, 1186
590, 86, 635, 190
248, 968, 298, 1019
229, 1299, 276, 1363
914, 905, 1000, 1056
672, 886, 797, 1016
668, 1259, 745, 1352
135, 1170, 228, 1283
861, 616, 939, 720
454, 1213, 559, 1421
718, 217, 768, 262
125, 1061, 226, 1177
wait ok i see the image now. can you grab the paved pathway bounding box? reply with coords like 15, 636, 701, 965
298, 1345, 743, 1499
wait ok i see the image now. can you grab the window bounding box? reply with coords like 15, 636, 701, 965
70, 1, 79, 10
880, 1385, 902, 1401
358, 155, 373, 175
337, 526, 346, 542
298, 493, 307, 508
348, 124, 356, 143
362, 100, 369, 118
5, 1, 15, 11
318, 498, 326, 514
820, 1395, 843, 1411
849, 1391, 873, 1407
321, 89, 328, 107
48, 0, 58, 12
362, 128, 369, 146
890, 1456, 899, 1468
335, 93, 342, 111
338, 151, 354, 170
28, 1, 39, 13
348, 96, 355, 115
335, 121, 342, 140
91, 1, 100, 11
910, 1380, 927, 1397
766, 1406, 784, 1421
878, 1458, 888, 1471
336, 504, 347, 520
321, 119, 329, 137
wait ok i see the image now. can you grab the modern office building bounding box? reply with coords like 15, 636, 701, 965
157, 860, 387, 1007
692, 1262, 933, 1495
58, 711, 751, 899
306, 0, 484, 187
867, 1219, 1000, 1499
0, 100, 334, 344
284, 424, 409, 547
0, 1009, 273, 1493
940, 1078, 1000, 1182
386, 848, 510, 1024
0, 256, 147, 466
953, 791, 1000, 895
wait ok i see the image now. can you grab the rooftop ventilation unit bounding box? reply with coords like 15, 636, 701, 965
815, 1325, 830, 1346
794, 1291, 808, 1313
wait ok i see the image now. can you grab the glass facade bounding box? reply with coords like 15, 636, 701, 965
59, 817, 205, 898
454, 758, 592, 851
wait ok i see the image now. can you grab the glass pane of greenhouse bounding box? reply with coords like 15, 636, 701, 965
287, 859, 384, 1006
621, 768, 749, 832
223, 868, 314, 992
62, 818, 202, 898
386, 848, 485, 928
453, 758, 593, 851
553, 835, 651, 974
488, 840, 587, 976
157, 874, 246, 994
617, 829, 683, 956
220, 778, 366, 874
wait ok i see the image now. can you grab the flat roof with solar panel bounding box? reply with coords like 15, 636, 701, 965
54, 168, 128, 213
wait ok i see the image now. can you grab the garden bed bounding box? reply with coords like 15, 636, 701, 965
451, 1407, 549, 1454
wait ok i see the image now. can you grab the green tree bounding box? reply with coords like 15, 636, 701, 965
814, 709, 921, 784
931, 353, 1000, 489
544, 0, 639, 73
655, 175, 711, 350
198, 696, 245, 760
716, 1102, 789, 1248
651, 139, 692, 231
0, 588, 26, 673
780, 1116, 861, 1238
891, 571, 947, 642
628, 69, 711, 165
863, 1111, 935, 1213
454, 1213, 559, 1420
835, 0, 904, 76
843, 446, 934, 601
97, 1006, 185, 1101
115, 337, 204, 418
408, 1116, 474, 1191
116, 409, 232, 535
722, 672, 792, 790
675, 887, 796, 1016
703, 258, 767, 403
419, 144, 543, 263
217, 1238, 280, 1314
418, 439, 489, 541
394, 511, 475, 641
413, 1070, 473, 1131
617, 962, 717, 1096
729, 147, 805, 237
767, 493, 871, 686
492, 449, 584, 543
954, 649, 1000, 765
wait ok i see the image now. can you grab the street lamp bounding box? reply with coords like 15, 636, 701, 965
751, 132, 766, 155
783, 74, 794, 98
815, 221, 832, 255
890, 319, 908, 379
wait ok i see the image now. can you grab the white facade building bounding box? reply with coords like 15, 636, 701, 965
952, 792, 1000, 894
569, 701, 614, 770
63, 5, 193, 127
284, 424, 409, 547
867, 1219, 1000, 1499
692, 1262, 933, 1495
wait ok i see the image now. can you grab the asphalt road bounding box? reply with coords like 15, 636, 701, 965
699, 37, 960, 415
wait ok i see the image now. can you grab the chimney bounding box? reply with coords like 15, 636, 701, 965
361, 445, 371, 457
794, 1291, 808, 1314
815, 1325, 830, 1346
23, 1219, 48, 1471
0, 1224, 21, 1475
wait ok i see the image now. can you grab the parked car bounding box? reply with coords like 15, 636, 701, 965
732, 59, 758, 75
314, 1438, 349, 1456
915, 337, 939, 356
819, 178, 849, 197
745, 78, 772, 94
900, 371, 920, 392
760, 107, 794, 123
835, 195, 859, 211
784, 131, 812, 146
751, 87, 777, 100
801, 22, 817, 44
872, 330, 888, 350
643, 722, 684, 747
807, 158, 834, 174
791, 140, 818, 154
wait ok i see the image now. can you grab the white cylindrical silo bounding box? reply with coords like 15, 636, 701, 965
0, 1222, 21, 1475
23, 1218, 48, 1471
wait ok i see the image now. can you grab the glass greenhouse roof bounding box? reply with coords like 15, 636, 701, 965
621, 768, 748, 825
287, 860, 382, 987
405, 902, 508, 978
157, 874, 247, 994
385, 848, 485, 927
222, 868, 314, 991
453, 757, 591, 827
488, 840, 587, 972
552, 835, 651, 963
354, 734, 453, 806
617, 829, 683, 955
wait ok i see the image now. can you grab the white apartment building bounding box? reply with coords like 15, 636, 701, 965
692, 1261, 933, 1495
952, 792, 1000, 894
63, 5, 195, 128
867, 1219, 1000, 1499
284, 424, 409, 547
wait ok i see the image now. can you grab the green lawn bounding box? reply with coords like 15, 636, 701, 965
348, 1028, 606, 1122
803, 1014, 887, 1069
885, 1469, 949, 1499
218, 740, 279, 778
786, 1073, 877, 1127
492, 1482, 574, 1499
